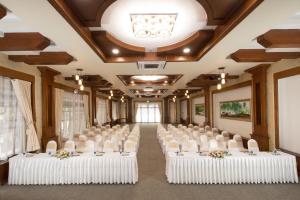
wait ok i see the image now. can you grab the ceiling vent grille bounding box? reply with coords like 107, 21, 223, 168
137, 61, 166, 70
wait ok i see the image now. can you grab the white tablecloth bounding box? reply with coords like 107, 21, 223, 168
166, 152, 299, 184
9, 153, 138, 185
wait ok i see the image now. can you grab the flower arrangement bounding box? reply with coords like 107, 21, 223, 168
208, 151, 225, 158
54, 150, 71, 159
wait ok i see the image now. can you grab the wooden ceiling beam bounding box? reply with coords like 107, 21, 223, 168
0, 4, 7, 20
257, 29, 300, 48
230, 49, 300, 62
9, 52, 74, 65
0, 32, 51, 51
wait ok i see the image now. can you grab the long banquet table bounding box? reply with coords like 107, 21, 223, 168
166, 151, 298, 184
9, 152, 138, 185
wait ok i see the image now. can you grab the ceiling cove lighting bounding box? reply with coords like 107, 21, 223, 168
130, 13, 177, 38
132, 75, 168, 81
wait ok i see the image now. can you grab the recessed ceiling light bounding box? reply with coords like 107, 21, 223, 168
164, 80, 168, 84
130, 80, 135, 84
112, 48, 119, 55
183, 48, 191, 54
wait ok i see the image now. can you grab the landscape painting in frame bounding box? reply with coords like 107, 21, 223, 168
220, 99, 251, 121
195, 104, 205, 116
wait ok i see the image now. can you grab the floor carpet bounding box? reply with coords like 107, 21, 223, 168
1, 124, 300, 200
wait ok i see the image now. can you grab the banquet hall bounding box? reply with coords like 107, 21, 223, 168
0, 0, 299, 199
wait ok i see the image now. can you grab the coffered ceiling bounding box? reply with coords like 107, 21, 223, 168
48, 0, 262, 63
0, 0, 299, 98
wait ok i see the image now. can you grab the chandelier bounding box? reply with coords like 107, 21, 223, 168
130, 13, 177, 38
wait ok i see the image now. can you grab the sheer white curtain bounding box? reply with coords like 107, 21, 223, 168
181, 100, 187, 120
61, 92, 86, 139
96, 97, 107, 125
55, 88, 64, 137
112, 101, 118, 121
135, 102, 161, 123
83, 95, 90, 128
0, 76, 26, 160
106, 99, 111, 122
11, 79, 40, 152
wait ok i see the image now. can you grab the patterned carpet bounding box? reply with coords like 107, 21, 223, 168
1, 124, 300, 200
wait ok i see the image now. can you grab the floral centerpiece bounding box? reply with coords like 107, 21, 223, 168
54, 150, 71, 159
208, 151, 225, 158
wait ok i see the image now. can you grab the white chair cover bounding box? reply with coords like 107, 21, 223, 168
199, 135, 209, 152
46, 140, 57, 154
228, 139, 240, 153
248, 139, 260, 153
103, 140, 114, 153
64, 140, 75, 153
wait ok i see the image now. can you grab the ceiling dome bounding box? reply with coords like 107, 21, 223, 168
101, 0, 207, 51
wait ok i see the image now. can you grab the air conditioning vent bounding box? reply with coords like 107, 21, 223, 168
137, 61, 166, 70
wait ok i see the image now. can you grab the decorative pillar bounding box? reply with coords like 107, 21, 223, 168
38, 66, 60, 149
246, 64, 270, 151
127, 98, 133, 123
91, 87, 97, 126
163, 97, 169, 124
203, 87, 211, 126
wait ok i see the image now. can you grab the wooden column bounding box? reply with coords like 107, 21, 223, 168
203, 87, 210, 126
109, 99, 113, 126
38, 67, 61, 150
246, 64, 270, 151
163, 97, 169, 124
127, 98, 133, 123
187, 98, 191, 125
91, 87, 97, 126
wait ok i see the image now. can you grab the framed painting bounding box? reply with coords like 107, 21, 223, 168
220, 99, 251, 121
195, 104, 205, 116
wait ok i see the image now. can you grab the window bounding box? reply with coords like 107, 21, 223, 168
0, 76, 26, 160
96, 98, 107, 125
135, 102, 161, 123
61, 92, 86, 139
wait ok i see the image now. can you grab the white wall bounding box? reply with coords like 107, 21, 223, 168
213, 86, 252, 138
192, 96, 205, 125
278, 74, 300, 154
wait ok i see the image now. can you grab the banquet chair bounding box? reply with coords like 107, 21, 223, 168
209, 139, 219, 152
182, 140, 198, 153
216, 135, 226, 151
87, 131, 96, 138
206, 131, 214, 140
85, 140, 95, 153
95, 129, 101, 135
105, 124, 111, 129
221, 131, 230, 142
46, 140, 57, 154
178, 124, 183, 128
193, 126, 199, 130
247, 139, 260, 153
212, 128, 219, 134
199, 128, 205, 133
233, 135, 245, 151
103, 140, 115, 153
204, 125, 211, 132
124, 140, 136, 152
76, 135, 88, 153
64, 140, 75, 153
95, 135, 103, 152
228, 139, 240, 153
188, 124, 193, 128
192, 131, 199, 139
90, 126, 96, 131
199, 135, 209, 152
166, 140, 180, 152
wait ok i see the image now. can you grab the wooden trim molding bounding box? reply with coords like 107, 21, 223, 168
273, 66, 300, 173
246, 64, 270, 151
211, 80, 252, 128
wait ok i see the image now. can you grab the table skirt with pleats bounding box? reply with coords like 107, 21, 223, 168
9, 153, 138, 185
166, 152, 298, 184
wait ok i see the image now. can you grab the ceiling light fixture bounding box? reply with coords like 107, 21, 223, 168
217, 83, 222, 90
130, 13, 177, 38
78, 79, 83, 86
112, 48, 120, 55
183, 48, 191, 54
80, 85, 84, 91
218, 67, 227, 89
132, 75, 168, 81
